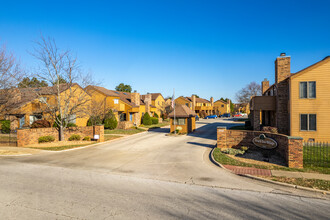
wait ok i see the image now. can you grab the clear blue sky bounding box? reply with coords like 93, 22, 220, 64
1, 0, 329, 101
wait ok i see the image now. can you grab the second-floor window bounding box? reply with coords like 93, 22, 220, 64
114, 99, 119, 104
299, 81, 316, 99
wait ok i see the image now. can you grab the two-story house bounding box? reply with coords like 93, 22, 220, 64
86, 86, 157, 128
0, 84, 91, 130
250, 54, 330, 142
175, 95, 214, 117
141, 93, 165, 117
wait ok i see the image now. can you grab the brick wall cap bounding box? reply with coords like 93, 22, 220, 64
288, 136, 303, 140
217, 126, 227, 129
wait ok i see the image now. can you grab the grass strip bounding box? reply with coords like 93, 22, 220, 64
267, 176, 330, 191
104, 128, 145, 135
213, 148, 330, 174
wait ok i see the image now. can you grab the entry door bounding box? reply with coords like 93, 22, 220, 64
130, 113, 133, 121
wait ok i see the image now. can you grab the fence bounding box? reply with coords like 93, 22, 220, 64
0, 131, 17, 146
303, 142, 329, 169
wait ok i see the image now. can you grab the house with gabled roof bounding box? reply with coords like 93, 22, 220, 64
175, 95, 214, 117
250, 54, 330, 142
0, 84, 91, 130
86, 86, 157, 128
141, 93, 165, 117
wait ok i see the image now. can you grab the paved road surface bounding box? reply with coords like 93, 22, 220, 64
0, 119, 329, 219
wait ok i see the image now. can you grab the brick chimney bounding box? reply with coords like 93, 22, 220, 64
261, 78, 270, 94
275, 53, 291, 84
210, 97, 214, 106
227, 99, 231, 113
131, 92, 140, 106
192, 95, 196, 111
144, 93, 152, 114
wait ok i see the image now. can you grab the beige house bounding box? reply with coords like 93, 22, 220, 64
250, 54, 330, 142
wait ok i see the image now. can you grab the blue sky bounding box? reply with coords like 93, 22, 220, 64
1, 0, 329, 101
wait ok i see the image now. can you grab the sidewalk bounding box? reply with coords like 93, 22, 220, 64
223, 165, 330, 181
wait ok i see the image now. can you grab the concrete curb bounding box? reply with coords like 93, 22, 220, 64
0, 153, 33, 157
55, 130, 149, 153
209, 147, 329, 195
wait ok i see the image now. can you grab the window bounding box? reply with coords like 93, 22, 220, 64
174, 118, 185, 125
29, 114, 42, 125
300, 114, 316, 131
114, 99, 119, 104
300, 81, 316, 98
68, 114, 76, 124
221, 105, 224, 107
119, 113, 126, 122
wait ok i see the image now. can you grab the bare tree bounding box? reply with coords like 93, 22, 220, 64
0, 44, 24, 114
30, 36, 95, 141
235, 81, 261, 104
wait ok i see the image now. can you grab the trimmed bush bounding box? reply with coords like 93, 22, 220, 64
87, 116, 102, 126
68, 134, 81, 141
67, 123, 77, 127
31, 120, 51, 128
151, 117, 158, 124
38, 135, 55, 143
0, 120, 10, 134
83, 136, 91, 141
142, 112, 152, 125
103, 110, 118, 130
153, 112, 159, 118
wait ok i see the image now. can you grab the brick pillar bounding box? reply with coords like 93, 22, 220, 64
93, 125, 104, 142
287, 136, 303, 168
144, 94, 151, 114
251, 110, 261, 131
217, 126, 227, 148
192, 95, 196, 111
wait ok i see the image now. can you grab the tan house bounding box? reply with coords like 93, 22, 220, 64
86, 86, 157, 128
250, 54, 330, 142
141, 93, 165, 117
169, 104, 196, 134
214, 99, 231, 115
175, 95, 214, 117
0, 84, 91, 130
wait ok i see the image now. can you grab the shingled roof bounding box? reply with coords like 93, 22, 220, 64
182, 96, 211, 104
88, 86, 156, 108
141, 93, 163, 101
168, 105, 196, 118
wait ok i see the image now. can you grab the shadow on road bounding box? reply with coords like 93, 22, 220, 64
147, 127, 170, 133
188, 122, 235, 141
186, 142, 215, 148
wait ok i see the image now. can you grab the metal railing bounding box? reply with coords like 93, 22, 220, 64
303, 141, 329, 169
0, 131, 17, 147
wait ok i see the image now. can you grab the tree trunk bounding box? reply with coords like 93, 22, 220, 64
59, 125, 64, 141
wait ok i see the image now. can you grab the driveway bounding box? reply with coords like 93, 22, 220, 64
0, 118, 329, 219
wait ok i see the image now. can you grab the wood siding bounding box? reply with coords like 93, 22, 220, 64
290, 59, 330, 142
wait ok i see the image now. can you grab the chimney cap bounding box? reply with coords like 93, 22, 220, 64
280, 53, 286, 56
264, 78, 268, 81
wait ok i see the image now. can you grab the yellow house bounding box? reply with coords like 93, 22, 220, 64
141, 93, 165, 117
0, 84, 91, 130
175, 95, 214, 117
86, 86, 157, 128
214, 99, 230, 115
250, 54, 330, 142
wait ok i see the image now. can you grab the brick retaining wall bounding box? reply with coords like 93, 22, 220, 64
217, 127, 303, 168
17, 125, 104, 147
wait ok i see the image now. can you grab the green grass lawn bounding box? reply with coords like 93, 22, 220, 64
31, 143, 95, 151
268, 176, 330, 191
104, 128, 145, 135
141, 121, 170, 129
213, 148, 330, 174
303, 146, 330, 172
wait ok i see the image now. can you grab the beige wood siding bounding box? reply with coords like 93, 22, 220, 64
290, 60, 330, 142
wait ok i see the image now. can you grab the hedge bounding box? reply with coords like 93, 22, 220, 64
142, 112, 152, 125
69, 134, 81, 141
0, 120, 10, 134
38, 135, 55, 143
151, 117, 159, 124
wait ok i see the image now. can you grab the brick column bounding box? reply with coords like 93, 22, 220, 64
251, 110, 261, 131
287, 136, 303, 168
217, 126, 227, 148
93, 125, 104, 142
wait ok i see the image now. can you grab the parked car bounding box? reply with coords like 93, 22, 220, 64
234, 113, 243, 117
204, 115, 218, 119
195, 115, 199, 121
220, 113, 231, 118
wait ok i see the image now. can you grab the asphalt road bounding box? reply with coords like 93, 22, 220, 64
0, 118, 329, 219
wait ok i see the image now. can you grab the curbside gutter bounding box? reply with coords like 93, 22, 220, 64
209, 147, 329, 195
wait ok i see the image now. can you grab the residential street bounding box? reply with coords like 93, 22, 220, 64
0, 119, 329, 219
